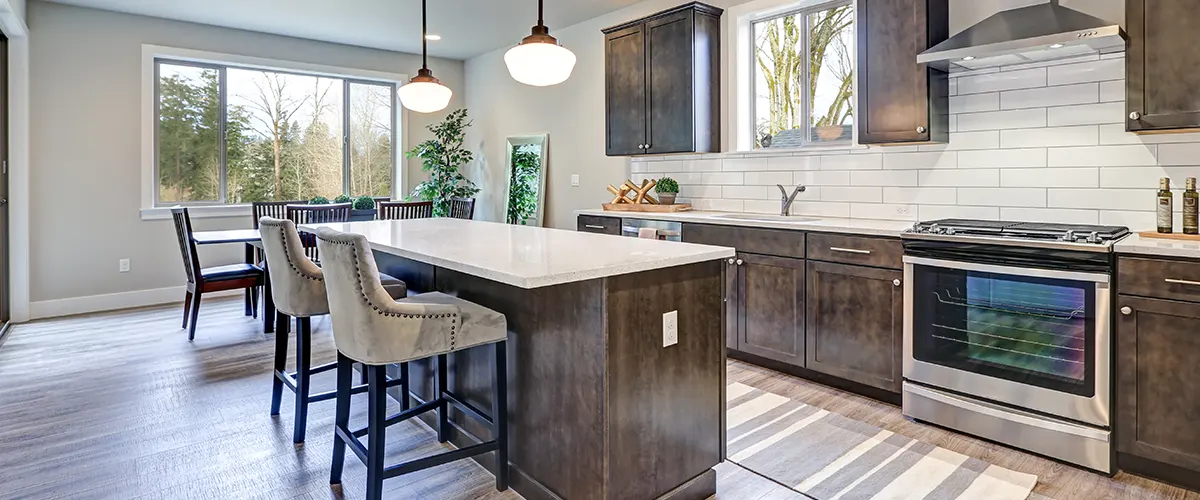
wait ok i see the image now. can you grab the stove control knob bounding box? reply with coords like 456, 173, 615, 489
1087, 231, 1101, 244
945, 228, 956, 235
929, 224, 940, 234
1061, 229, 1076, 242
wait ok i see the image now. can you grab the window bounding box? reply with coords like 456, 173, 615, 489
154, 59, 397, 206
752, 1, 854, 149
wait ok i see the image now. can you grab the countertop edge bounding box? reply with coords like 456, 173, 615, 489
1114, 234, 1200, 260
576, 209, 912, 238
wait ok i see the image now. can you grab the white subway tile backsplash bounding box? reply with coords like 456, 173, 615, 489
679, 159, 723, 172
1000, 83, 1098, 110
919, 131, 1001, 152
852, 203, 918, 221
794, 170, 851, 186
958, 109, 1048, 131
1000, 167, 1099, 188
1098, 166, 1175, 189
881, 151, 958, 170
851, 170, 919, 187
1099, 210, 1164, 230
1000, 207, 1099, 224
766, 156, 822, 171
722, 185, 775, 200
919, 169, 1000, 187
742, 200, 780, 214
919, 205, 1000, 221
1048, 189, 1156, 211
822, 186, 884, 203
1047, 102, 1124, 126
690, 198, 744, 211
720, 158, 764, 171
1099, 124, 1200, 145
957, 68, 1047, 94
950, 93, 1000, 114
743, 171, 795, 185
1047, 58, 1123, 86
701, 172, 744, 185
1098, 81, 1123, 103
957, 188, 1047, 207
1000, 126, 1098, 148
791, 201, 852, 218
958, 148, 1047, 169
821, 154, 883, 170
1047, 145, 1157, 167
884, 187, 958, 205
681, 185, 722, 198
1157, 143, 1200, 166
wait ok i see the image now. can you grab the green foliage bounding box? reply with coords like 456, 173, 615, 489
506, 145, 542, 225
353, 195, 376, 210
333, 194, 352, 204
408, 109, 480, 217
654, 176, 680, 194
309, 196, 330, 204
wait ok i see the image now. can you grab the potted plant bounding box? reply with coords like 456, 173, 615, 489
349, 195, 378, 221
309, 196, 330, 204
409, 109, 480, 217
333, 194, 352, 204
655, 176, 680, 205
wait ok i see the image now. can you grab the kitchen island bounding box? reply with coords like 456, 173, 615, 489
300, 218, 735, 500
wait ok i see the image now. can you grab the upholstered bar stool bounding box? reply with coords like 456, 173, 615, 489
257, 217, 409, 444
315, 227, 509, 500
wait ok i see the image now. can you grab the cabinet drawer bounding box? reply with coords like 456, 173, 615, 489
577, 215, 621, 235
1119, 256, 1200, 303
807, 233, 902, 269
682, 223, 805, 259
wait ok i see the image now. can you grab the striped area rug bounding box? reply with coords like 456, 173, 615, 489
727, 382, 1037, 500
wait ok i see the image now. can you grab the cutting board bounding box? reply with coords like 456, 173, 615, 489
602, 203, 693, 213
1138, 230, 1200, 241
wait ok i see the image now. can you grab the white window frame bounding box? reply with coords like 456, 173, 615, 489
139, 45, 408, 220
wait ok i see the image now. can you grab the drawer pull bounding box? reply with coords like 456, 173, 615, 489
830, 247, 872, 255
1165, 278, 1200, 287
584, 225, 606, 230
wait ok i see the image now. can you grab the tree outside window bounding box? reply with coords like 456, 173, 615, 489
753, 2, 854, 149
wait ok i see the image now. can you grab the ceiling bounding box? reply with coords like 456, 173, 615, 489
40, 0, 645, 59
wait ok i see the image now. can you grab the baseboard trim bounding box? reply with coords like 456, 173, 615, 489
29, 287, 243, 320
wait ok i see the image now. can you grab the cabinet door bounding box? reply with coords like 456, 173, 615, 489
805, 261, 903, 392
605, 24, 648, 156
857, 0, 949, 144
736, 253, 805, 365
645, 10, 695, 154
1127, 0, 1200, 132
724, 258, 738, 350
1117, 295, 1200, 470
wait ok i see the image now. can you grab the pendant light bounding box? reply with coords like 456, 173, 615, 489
504, 0, 577, 86
398, 0, 452, 113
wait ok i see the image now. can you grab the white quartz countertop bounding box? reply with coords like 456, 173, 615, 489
1115, 233, 1200, 259
300, 218, 736, 289
575, 209, 913, 238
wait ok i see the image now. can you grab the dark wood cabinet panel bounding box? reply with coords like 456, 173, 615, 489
805, 261, 903, 392
577, 215, 622, 235
724, 259, 738, 350
737, 253, 805, 365
1127, 0, 1200, 133
603, 2, 722, 156
1118, 256, 1200, 303
1116, 295, 1200, 472
682, 223, 806, 259
857, 0, 948, 145
806, 232, 903, 269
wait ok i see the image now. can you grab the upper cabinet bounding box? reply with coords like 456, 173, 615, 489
602, 3, 722, 156
857, 0, 949, 145
1127, 0, 1200, 133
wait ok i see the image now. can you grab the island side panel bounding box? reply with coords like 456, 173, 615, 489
434, 267, 609, 500
604, 260, 725, 500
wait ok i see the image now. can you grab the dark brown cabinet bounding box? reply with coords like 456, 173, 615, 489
857, 0, 949, 145
602, 3, 722, 156
805, 261, 903, 392
577, 214, 621, 235
1127, 0, 1200, 133
735, 253, 806, 366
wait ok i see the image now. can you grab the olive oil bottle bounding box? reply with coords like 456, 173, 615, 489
1158, 177, 1174, 234
1185, 177, 1199, 235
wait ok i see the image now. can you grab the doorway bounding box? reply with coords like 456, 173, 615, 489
0, 33, 11, 334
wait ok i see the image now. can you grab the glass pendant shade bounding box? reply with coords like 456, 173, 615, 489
505, 38, 577, 86
398, 69, 452, 113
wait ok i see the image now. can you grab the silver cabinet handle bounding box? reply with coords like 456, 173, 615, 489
637, 144, 645, 149
916, 126, 927, 134
645, 144, 652, 149
736, 259, 744, 266
893, 279, 901, 287
1165, 278, 1200, 287
830, 247, 872, 255
583, 225, 606, 230
1121, 306, 1132, 315
1129, 111, 1142, 120
727, 258, 735, 265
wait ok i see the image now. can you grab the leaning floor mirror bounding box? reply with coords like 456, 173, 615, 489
504, 134, 548, 226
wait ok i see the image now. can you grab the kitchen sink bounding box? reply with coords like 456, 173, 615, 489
713, 214, 822, 223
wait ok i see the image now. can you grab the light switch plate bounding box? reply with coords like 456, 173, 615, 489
663, 310, 678, 347
571, 174, 580, 187
119, 259, 131, 273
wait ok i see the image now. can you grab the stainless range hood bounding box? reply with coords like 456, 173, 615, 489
918, 0, 1127, 72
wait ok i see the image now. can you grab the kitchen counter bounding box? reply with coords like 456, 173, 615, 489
1115, 233, 1200, 259
575, 208, 914, 238
301, 218, 735, 288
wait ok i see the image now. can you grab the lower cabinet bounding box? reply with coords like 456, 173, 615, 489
735, 253, 806, 366
805, 261, 904, 392
1117, 295, 1200, 474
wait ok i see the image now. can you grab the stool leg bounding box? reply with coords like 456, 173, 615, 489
435, 354, 449, 443
366, 364, 388, 500
293, 316, 312, 444
492, 341, 509, 491
360, 363, 368, 385
187, 291, 202, 341
399, 362, 410, 411
330, 353, 353, 485
269, 315, 290, 416
181, 291, 192, 329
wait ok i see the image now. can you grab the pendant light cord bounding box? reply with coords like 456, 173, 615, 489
538, 0, 544, 27
421, 0, 429, 70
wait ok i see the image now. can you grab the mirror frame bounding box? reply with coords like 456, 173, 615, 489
504, 134, 549, 227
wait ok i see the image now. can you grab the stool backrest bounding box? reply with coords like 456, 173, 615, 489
170, 207, 201, 285
378, 200, 434, 220
258, 217, 328, 317
447, 197, 475, 219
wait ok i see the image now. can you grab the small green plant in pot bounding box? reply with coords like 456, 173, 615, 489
348, 195, 378, 222
333, 194, 352, 204
309, 196, 330, 205
655, 176, 680, 205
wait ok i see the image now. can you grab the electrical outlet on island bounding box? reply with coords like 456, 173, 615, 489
662, 310, 678, 347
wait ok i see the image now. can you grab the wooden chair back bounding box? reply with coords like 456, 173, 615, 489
286, 203, 351, 262
447, 197, 476, 220
378, 200, 434, 220
170, 207, 202, 285
252, 200, 304, 228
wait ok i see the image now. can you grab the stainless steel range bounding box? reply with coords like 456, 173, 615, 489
901, 219, 1130, 473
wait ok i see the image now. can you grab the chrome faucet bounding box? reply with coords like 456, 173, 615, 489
777, 184, 806, 216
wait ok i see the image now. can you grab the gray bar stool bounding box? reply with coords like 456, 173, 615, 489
257, 217, 408, 444
315, 227, 509, 500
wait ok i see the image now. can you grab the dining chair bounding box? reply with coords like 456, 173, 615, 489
171, 207, 265, 341
286, 202, 352, 262
378, 200, 434, 220
250, 200, 304, 263
447, 197, 476, 220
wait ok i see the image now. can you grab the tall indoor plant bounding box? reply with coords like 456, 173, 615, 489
408, 109, 480, 216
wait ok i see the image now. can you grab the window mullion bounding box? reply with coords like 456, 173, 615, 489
343, 79, 352, 197
218, 66, 229, 204
801, 12, 812, 148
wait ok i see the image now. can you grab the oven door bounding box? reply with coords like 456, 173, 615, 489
903, 255, 1111, 427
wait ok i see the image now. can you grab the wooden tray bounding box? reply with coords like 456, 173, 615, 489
602, 203, 693, 213
1138, 230, 1200, 241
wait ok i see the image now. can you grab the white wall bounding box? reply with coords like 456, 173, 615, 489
26, 1, 465, 313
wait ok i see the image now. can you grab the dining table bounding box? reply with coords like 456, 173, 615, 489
190, 228, 280, 334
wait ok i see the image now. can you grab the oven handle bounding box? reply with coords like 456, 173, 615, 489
902, 256, 1111, 284
904, 383, 1111, 442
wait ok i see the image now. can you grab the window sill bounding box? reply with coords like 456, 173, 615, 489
141, 204, 253, 221
738, 143, 868, 156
